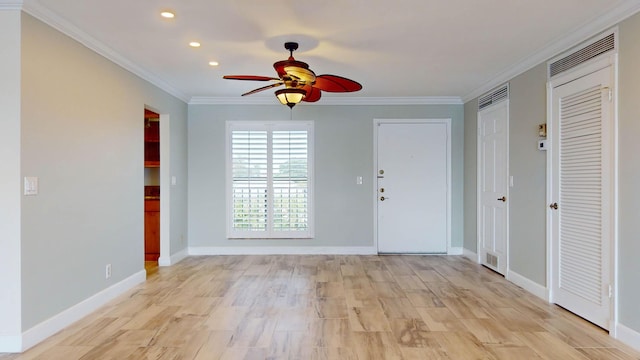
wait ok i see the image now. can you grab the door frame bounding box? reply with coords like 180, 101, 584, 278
476, 99, 510, 274
546, 54, 618, 333
373, 118, 452, 254
158, 113, 171, 266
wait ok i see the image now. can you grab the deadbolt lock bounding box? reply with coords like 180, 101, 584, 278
379, 188, 385, 193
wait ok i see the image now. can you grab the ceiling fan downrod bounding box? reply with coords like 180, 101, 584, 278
284, 42, 299, 58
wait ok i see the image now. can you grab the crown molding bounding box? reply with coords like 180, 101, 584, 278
462, 0, 640, 103
0, 0, 22, 10
21, 1, 189, 103
189, 96, 463, 106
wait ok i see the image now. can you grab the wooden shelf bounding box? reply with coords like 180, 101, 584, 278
144, 116, 160, 167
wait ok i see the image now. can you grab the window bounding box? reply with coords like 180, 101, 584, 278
226, 121, 313, 238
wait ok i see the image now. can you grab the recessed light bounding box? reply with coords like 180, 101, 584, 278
160, 11, 175, 19
189, 41, 201, 48
209, 61, 219, 66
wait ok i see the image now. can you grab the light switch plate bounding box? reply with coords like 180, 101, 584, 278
356, 176, 363, 185
24, 176, 38, 195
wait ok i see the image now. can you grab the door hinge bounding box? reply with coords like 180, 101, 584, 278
603, 87, 612, 102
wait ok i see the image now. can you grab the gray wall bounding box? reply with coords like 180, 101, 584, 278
463, 100, 477, 253
188, 104, 464, 249
507, 64, 548, 285
19, 13, 188, 330
463, 11, 640, 337
0, 9, 22, 338
618, 13, 640, 334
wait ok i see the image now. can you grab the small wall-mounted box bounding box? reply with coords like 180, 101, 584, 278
538, 139, 548, 151
538, 124, 547, 137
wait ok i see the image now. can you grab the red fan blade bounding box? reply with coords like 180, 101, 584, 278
223, 75, 280, 81
301, 85, 321, 102
241, 82, 283, 96
314, 74, 362, 92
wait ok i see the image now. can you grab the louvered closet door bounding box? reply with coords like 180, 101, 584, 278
550, 66, 612, 330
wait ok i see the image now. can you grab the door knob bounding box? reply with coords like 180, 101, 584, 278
550, 202, 558, 210
497, 196, 506, 202
380, 196, 388, 201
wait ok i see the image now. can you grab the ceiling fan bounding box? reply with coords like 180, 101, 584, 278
223, 42, 362, 108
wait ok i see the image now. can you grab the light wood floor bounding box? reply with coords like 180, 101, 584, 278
2, 255, 639, 360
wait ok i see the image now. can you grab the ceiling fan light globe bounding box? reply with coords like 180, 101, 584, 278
275, 88, 306, 108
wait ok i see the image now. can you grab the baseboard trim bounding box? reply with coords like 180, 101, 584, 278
616, 323, 640, 352
448, 247, 463, 255
463, 248, 478, 262
188, 246, 378, 256
158, 248, 188, 267
506, 269, 548, 300
0, 335, 22, 353
19, 270, 146, 352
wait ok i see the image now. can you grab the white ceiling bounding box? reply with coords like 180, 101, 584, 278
19, 0, 640, 103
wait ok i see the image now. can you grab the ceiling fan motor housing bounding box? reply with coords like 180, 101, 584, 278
284, 42, 299, 53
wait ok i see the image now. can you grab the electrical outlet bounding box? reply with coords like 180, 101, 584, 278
105, 264, 112, 279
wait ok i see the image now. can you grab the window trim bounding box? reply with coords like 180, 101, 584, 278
225, 120, 314, 239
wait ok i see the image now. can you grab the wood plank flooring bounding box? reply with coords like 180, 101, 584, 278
2, 255, 638, 359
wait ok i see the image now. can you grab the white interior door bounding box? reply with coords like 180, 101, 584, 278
478, 101, 509, 274
376, 120, 449, 254
549, 64, 613, 330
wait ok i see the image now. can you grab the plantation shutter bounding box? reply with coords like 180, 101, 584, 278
228, 121, 313, 239
272, 130, 309, 234
231, 130, 268, 232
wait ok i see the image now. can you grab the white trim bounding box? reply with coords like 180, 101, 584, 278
159, 114, 171, 267
21, 3, 189, 103
158, 248, 188, 267
373, 119, 452, 255
448, 247, 463, 255
463, 248, 478, 262
189, 246, 377, 256
612, 51, 620, 338
615, 324, 640, 352
189, 96, 464, 106
0, 336, 21, 354
506, 270, 548, 301
463, 1, 640, 102
0, 0, 21, 10
17, 270, 145, 352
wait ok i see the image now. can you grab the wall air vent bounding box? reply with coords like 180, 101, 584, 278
486, 253, 498, 268
478, 84, 509, 110
549, 32, 616, 78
